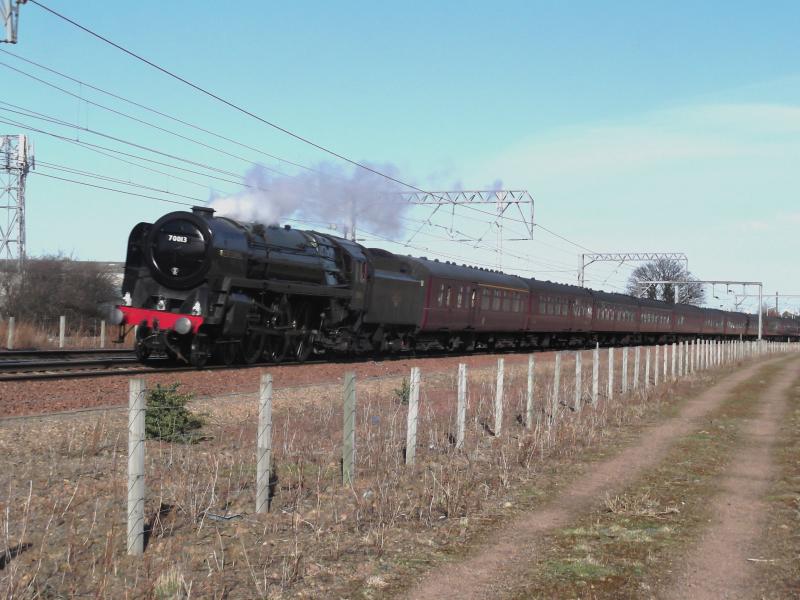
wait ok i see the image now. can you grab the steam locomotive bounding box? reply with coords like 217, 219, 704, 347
112, 206, 800, 366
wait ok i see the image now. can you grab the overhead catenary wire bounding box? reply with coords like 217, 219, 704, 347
25, 0, 557, 229
2, 46, 599, 260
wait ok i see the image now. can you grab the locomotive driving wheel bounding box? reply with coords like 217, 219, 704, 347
291, 302, 314, 363
264, 298, 291, 363
214, 341, 238, 366
240, 332, 266, 365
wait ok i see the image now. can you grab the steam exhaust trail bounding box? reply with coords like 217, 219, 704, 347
209, 161, 409, 238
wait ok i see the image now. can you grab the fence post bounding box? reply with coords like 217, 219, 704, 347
127, 378, 146, 556
592, 344, 599, 405
342, 372, 356, 485
607, 347, 614, 400
59, 315, 66, 349
405, 367, 421, 465
6, 316, 15, 350
633, 346, 641, 390
663, 342, 668, 381
654, 345, 660, 386
457, 363, 467, 447
525, 356, 535, 428
645, 347, 651, 390
494, 358, 504, 436
574, 351, 582, 412
671, 342, 677, 380
256, 373, 273, 514
100, 320, 107, 349
551, 352, 561, 422
621, 347, 629, 394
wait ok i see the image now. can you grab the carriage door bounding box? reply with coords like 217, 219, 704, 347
467, 284, 479, 329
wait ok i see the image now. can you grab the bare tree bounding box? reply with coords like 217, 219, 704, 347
0, 255, 119, 328
626, 258, 705, 306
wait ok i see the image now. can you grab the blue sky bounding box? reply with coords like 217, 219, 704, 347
2, 1, 798, 312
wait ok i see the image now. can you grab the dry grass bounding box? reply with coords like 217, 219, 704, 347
0, 345, 780, 598
0, 317, 133, 350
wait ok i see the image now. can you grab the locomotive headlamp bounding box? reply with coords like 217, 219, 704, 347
110, 308, 125, 325
173, 317, 192, 335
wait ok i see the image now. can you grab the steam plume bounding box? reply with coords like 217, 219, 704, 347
209, 162, 409, 238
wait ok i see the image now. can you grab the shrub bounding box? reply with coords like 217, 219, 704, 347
146, 384, 204, 443
394, 377, 410, 405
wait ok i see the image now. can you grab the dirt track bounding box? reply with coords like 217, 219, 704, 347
403, 355, 799, 599
663, 359, 797, 598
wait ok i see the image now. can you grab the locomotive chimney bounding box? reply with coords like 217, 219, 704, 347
192, 206, 215, 217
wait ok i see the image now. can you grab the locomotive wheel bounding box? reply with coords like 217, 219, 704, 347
215, 342, 238, 366
241, 332, 266, 365
135, 341, 152, 363
189, 337, 210, 368
292, 303, 313, 363
265, 335, 288, 364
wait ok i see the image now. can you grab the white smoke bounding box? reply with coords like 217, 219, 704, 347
208, 162, 409, 238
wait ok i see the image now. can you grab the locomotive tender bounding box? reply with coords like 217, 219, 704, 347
112, 207, 800, 366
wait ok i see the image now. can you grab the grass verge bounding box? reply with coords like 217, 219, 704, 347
507, 360, 787, 599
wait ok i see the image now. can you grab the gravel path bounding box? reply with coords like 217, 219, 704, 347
403, 357, 789, 600
663, 359, 798, 599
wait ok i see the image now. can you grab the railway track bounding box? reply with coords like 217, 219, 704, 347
0, 348, 324, 382
0, 348, 145, 381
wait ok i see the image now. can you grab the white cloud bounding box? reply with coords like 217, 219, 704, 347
478, 102, 800, 183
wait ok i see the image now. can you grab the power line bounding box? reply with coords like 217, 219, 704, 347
0, 47, 327, 175
25, 0, 547, 229
32, 171, 193, 207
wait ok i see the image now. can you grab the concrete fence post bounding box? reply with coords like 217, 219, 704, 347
6, 316, 15, 350
59, 315, 66, 349
621, 347, 629, 394
574, 351, 582, 412
607, 347, 615, 400
405, 367, 421, 465
592, 344, 600, 406
256, 373, 273, 513
683, 342, 689, 376
551, 352, 561, 422
457, 363, 468, 447
633, 346, 641, 390
645, 347, 651, 390
342, 372, 356, 485
671, 342, 677, 380
525, 356, 535, 428
663, 343, 668, 381
495, 358, 505, 436
654, 345, 660, 387
100, 320, 106, 349
127, 378, 146, 556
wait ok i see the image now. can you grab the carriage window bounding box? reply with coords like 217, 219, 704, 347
502, 292, 511, 312
470, 288, 477, 308
492, 290, 501, 311
437, 284, 444, 307
445, 286, 452, 307
481, 288, 490, 310
457, 287, 464, 309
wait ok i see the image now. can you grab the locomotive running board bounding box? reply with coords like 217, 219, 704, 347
224, 277, 352, 299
